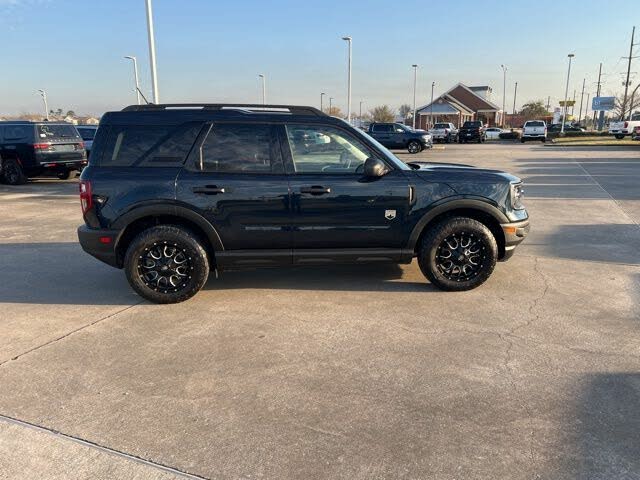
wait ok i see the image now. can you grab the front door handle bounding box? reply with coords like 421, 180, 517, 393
193, 185, 225, 195
300, 186, 331, 195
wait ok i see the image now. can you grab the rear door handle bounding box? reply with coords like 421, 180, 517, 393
300, 186, 331, 195
193, 185, 225, 195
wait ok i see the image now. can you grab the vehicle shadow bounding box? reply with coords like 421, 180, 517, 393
0, 178, 79, 198
0, 242, 432, 305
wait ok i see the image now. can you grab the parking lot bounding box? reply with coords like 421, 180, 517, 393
0, 142, 639, 479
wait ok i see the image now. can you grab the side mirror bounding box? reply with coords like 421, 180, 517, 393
363, 157, 389, 177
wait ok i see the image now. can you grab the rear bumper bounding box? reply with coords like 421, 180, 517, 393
500, 218, 530, 261
78, 225, 121, 268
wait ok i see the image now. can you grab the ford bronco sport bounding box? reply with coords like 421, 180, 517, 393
78, 104, 529, 303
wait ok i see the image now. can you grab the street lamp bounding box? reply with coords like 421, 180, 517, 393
500, 64, 507, 127
258, 74, 266, 105
430, 81, 435, 128
320, 92, 326, 112
145, 0, 159, 103
512, 81, 518, 115
329, 97, 333, 115
359, 100, 364, 121
412, 64, 418, 129
561, 54, 575, 134
37, 89, 49, 121
342, 36, 352, 123
124, 56, 141, 105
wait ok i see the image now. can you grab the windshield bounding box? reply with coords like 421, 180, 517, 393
433, 124, 449, 129
352, 125, 411, 171
526, 121, 544, 127
37, 124, 80, 139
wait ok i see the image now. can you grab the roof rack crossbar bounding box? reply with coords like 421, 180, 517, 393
122, 103, 326, 116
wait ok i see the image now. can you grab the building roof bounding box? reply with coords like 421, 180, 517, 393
416, 83, 501, 114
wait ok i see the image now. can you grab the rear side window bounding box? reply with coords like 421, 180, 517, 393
37, 124, 79, 139
99, 123, 202, 167
3, 125, 31, 141
199, 123, 279, 173
434, 123, 449, 129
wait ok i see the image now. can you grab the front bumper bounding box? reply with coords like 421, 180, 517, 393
78, 225, 121, 268
499, 218, 530, 261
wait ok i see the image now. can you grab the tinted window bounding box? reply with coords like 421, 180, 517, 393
434, 123, 449, 129
37, 124, 79, 139
525, 121, 545, 127
200, 123, 276, 173
3, 125, 30, 141
100, 123, 201, 167
77, 127, 96, 141
373, 124, 393, 133
286, 124, 372, 174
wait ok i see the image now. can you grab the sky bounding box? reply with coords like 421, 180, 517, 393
0, 0, 636, 117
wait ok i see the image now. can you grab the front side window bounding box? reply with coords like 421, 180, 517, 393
200, 123, 276, 173
285, 124, 373, 174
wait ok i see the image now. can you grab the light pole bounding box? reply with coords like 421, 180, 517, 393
359, 100, 364, 124
561, 54, 575, 134
412, 64, 418, 129
329, 97, 333, 115
320, 92, 325, 112
342, 36, 352, 123
37, 89, 49, 120
145, 0, 159, 103
124, 56, 141, 105
258, 74, 266, 105
512, 81, 518, 114
500, 64, 507, 127
430, 81, 435, 128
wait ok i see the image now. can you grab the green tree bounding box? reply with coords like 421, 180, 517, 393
518, 100, 549, 119
398, 104, 412, 119
66, 110, 76, 117
370, 105, 396, 122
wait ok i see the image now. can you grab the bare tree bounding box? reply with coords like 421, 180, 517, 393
327, 106, 343, 117
398, 104, 412, 119
370, 105, 396, 122
613, 93, 640, 119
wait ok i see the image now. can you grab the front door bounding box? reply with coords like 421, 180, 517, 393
176, 122, 292, 265
280, 123, 410, 251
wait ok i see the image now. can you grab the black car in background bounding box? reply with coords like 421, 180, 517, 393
0, 121, 87, 184
458, 121, 486, 143
366, 122, 432, 153
76, 125, 98, 159
78, 103, 529, 304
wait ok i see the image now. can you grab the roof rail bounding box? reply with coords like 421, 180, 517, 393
121, 103, 326, 116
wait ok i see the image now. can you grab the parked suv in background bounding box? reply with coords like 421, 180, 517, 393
366, 122, 432, 153
78, 104, 529, 303
76, 125, 98, 158
0, 121, 87, 184
458, 121, 486, 143
521, 120, 547, 142
429, 122, 458, 143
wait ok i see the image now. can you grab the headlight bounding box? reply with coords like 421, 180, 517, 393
422, 135, 432, 141
510, 182, 525, 210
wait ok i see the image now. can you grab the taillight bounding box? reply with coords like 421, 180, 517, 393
624, 121, 629, 128
33, 143, 51, 150
76, 141, 85, 150
79, 180, 93, 215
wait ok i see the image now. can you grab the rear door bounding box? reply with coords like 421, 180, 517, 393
175, 122, 292, 262
281, 123, 410, 252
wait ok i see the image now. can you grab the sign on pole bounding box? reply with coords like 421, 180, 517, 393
559, 100, 576, 107
591, 96, 615, 111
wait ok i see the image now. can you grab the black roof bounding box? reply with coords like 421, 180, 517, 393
102, 103, 335, 126
0, 120, 74, 125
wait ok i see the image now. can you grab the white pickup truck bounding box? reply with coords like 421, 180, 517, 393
609, 119, 640, 139
521, 120, 547, 143
429, 122, 459, 143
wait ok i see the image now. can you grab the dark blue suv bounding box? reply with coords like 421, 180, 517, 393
78, 104, 529, 303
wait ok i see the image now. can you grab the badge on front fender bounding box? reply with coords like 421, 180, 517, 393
385, 210, 396, 220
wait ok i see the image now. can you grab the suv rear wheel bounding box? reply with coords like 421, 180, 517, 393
124, 225, 210, 303
418, 217, 498, 291
2, 159, 28, 185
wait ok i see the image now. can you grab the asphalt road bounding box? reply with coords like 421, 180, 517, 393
0, 142, 639, 479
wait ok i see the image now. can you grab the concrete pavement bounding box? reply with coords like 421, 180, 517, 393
0, 143, 638, 479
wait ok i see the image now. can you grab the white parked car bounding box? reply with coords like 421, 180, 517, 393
521, 120, 547, 142
485, 127, 505, 140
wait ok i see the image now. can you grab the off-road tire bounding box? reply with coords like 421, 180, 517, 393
2, 159, 28, 185
418, 216, 498, 291
124, 225, 210, 304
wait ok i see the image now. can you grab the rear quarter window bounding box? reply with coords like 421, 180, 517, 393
96, 123, 202, 167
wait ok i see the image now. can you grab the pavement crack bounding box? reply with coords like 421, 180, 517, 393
0, 302, 143, 367
0, 413, 210, 479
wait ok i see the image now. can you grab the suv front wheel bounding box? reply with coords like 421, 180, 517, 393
418, 217, 498, 291
124, 225, 210, 303
407, 140, 422, 154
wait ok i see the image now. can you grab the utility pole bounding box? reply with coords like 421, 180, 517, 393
329, 97, 333, 115
585, 93, 590, 127
145, 0, 159, 103
258, 74, 266, 105
621, 26, 635, 120
512, 82, 518, 114
359, 100, 364, 121
430, 82, 435, 128
595, 62, 603, 130
320, 92, 325, 112
578, 78, 586, 124
342, 36, 352, 123
571, 89, 576, 116
412, 64, 418, 129
561, 54, 575, 134
500, 64, 507, 127
546, 96, 551, 111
